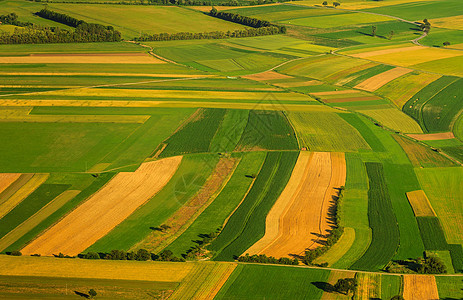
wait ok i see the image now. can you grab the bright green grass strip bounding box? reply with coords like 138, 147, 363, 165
160, 108, 226, 158
165, 152, 266, 257
288, 111, 370, 152
4, 173, 114, 253
215, 264, 329, 300
211, 151, 298, 261
210, 109, 249, 153
0, 184, 69, 240
402, 76, 458, 131
237, 110, 299, 151
331, 227, 371, 269
383, 163, 425, 260
380, 274, 401, 300
436, 276, 463, 299
85, 154, 219, 253
339, 113, 385, 152
350, 162, 399, 271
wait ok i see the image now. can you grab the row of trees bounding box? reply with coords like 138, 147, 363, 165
81, 249, 185, 262
0, 10, 121, 44
237, 253, 299, 265
209, 8, 286, 33
303, 187, 344, 265
134, 26, 282, 42
28, 0, 294, 6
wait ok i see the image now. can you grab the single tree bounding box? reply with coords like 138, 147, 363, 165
333, 1, 340, 7
389, 30, 394, 40
10, 250, 22, 256
372, 26, 377, 37
334, 278, 357, 295
88, 289, 97, 298
443, 41, 450, 47
322, 1, 328, 5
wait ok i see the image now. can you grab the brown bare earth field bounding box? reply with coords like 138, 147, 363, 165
0, 173, 21, 195
0, 53, 165, 64
134, 157, 239, 253
406, 190, 437, 217
352, 46, 420, 58
21, 156, 182, 256
403, 275, 439, 300
324, 96, 382, 103
407, 132, 455, 140
242, 70, 293, 81
355, 67, 412, 91
247, 152, 346, 258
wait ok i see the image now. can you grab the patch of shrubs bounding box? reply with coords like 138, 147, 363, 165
238, 253, 299, 265
386, 254, 447, 274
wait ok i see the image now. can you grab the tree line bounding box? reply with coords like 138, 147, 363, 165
209, 8, 286, 33
0, 13, 33, 27
0, 10, 121, 44
134, 26, 282, 42
237, 253, 299, 265
28, 0, 295, 6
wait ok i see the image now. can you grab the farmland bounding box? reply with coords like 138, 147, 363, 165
0, 0, 462, 297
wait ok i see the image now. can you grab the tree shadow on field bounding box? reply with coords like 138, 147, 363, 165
74, 291, 89, 298
311, 281, 335, 293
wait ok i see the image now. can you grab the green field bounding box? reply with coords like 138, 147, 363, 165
216, 264, 330, 300
350, 163, 399, 271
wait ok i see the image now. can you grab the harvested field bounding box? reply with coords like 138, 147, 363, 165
247, 152, 346, 258
169, 262, 237, 300
0, 174, 48, 220
0, 173, 21, 195
392, 135, 456, 168
430, 15, 463, 30
351, 46, 420, 58
242, 70, 293, 81
403, 275, 439, 300
406, 190, 437, 217
0, 174, 34, 206
0, 53, 165, 64
354, 273, 381, 300
21, 156, 182, 256
407, 132, 455, 140
355, 67, 412, 92
0, 255, 193, 282
133, 157, 238, 252
0, 190, 81, 252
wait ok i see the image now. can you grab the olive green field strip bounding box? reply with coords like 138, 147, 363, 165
21, 156, 182, 256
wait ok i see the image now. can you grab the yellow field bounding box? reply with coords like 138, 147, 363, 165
0, 99, 337, 112
403, 275, 439, 300
0, 174, 49, 219
407, 132, 455, 140
0, 72, 212, 78
0, 190, 81, 252
358, 108, 423, 133
363, 47, 463, 67
342, 43, 412, 55
406, 190, 437, 217
313, 227, 356, 267
0, 173, 21, 195
0, 255, 193, 282
353, 273, 381, 300
169, 262, 237, 300
378, 72, 441, 108
247, 152, 346, 258
21, 156, 182, 256
431, 15, 463, 30
351, 46, 420, 58
295, 0, 435, 10
43, 88, 312, 101
355, 67, 412, 92
0, 53, 165, 64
